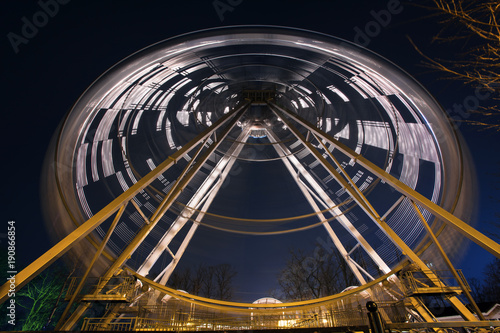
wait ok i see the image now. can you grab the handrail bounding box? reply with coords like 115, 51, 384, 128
124, 261, 406, 313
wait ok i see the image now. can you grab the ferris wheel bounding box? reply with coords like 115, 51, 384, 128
3, 26, 499, 330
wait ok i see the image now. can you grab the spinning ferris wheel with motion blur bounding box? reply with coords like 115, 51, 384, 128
1, 26, 499, 331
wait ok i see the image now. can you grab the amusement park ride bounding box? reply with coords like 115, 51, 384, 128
1, 27, 499, 331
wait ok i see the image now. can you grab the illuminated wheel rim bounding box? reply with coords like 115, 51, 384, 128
44, 26, 472, 297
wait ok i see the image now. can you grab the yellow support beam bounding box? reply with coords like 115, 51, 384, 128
55, 204, 127, 331
269, 102, 479, 321
96, 103, 249, 289
0, 102, 250, 305
270, 101, 500, 258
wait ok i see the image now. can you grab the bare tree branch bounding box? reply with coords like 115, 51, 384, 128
411, 0, 500, 130
276, 242, 360, 301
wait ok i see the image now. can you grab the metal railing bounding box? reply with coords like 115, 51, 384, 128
65, 276, 138, 302
82, 317, 137, 331
401, 269, 470, 296
80, 301, 408, 331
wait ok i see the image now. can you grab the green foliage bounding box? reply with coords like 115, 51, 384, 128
0, 261, 69, 331
16, 269, 65, 331
3, 263, 68, 331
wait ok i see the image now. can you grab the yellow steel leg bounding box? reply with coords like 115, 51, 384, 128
0, 102, 249, 304
270, 101, 500, 258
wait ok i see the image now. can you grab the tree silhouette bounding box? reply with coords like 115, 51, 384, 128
412, 0, 500, 130
213, 263, 237, 301
463, 259, 500, 303
481, 258, 500, 302
276, 242, 360, 301
168, 263, 237, 301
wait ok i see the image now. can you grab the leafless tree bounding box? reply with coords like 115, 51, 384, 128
168, 263, 237, 300
412, 0, 500, 130
276, 249, 312, 301
15, 266, 68, 331
468, 277, 486, 303
276, 243, 360, 301
200, 265, 216, 299
169, 266, 192, 292
465, 258, 500, 302
213, 264, 237, 301
481, 258, 500, 301
190, 263, 206, 295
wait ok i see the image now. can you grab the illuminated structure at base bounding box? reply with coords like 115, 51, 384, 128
1, 27, 499, 331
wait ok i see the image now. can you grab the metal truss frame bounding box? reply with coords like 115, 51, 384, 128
2, 97, 499, 330
267, 101, 494, 320
56, 102, 250, 329
266, 102, 500, 258
137, 127, 252, 282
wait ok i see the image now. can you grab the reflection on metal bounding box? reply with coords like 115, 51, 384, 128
2, 27, 500, 331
